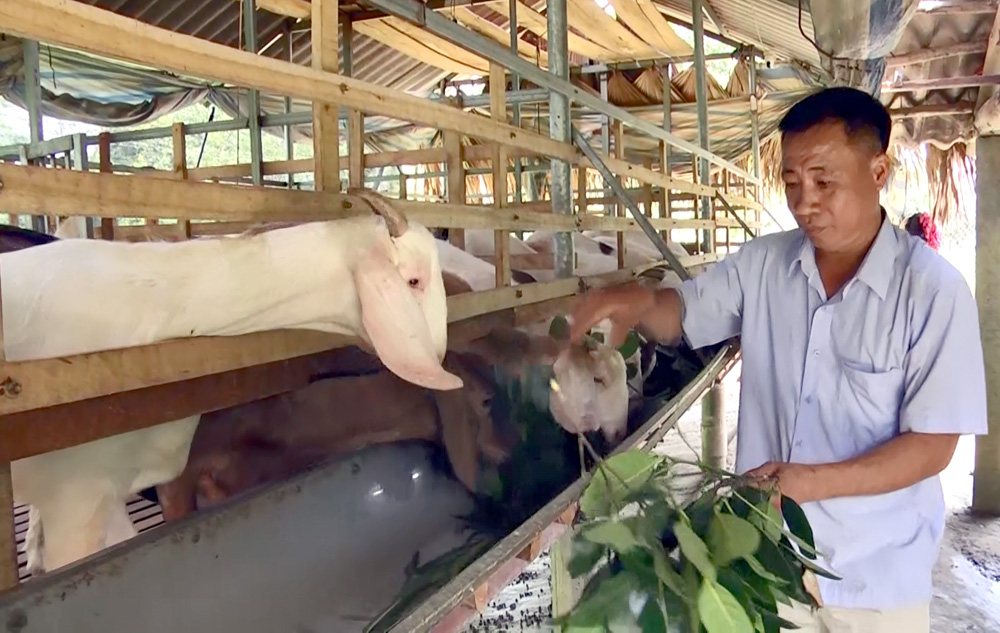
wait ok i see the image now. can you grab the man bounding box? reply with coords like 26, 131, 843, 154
567, 86, 987, 632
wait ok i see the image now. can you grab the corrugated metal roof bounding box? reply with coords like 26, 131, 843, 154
658, 0, 822, 67
74, 0, 457, 97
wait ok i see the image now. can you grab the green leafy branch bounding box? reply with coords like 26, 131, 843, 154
556, 450, 840, 633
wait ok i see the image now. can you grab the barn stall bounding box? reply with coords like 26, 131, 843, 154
0, 0, 789, 630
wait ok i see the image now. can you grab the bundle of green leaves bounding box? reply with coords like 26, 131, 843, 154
557, 450, 839, 633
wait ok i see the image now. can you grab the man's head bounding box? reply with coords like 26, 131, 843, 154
779, 87, 892, 254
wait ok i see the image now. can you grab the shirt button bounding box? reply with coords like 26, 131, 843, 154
805, 396, 813, 404
813, 350, 820, 357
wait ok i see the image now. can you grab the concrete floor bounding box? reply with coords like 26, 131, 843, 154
463, 366, 1000, 632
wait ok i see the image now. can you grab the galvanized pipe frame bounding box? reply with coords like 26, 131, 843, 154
387, 341, 739, 632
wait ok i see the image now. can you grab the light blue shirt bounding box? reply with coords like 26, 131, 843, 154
676, 214, 988, 610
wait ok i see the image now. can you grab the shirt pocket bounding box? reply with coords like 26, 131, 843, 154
834, 358, 904, 449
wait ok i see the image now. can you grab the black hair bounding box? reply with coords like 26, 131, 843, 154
778, 86, 892, 154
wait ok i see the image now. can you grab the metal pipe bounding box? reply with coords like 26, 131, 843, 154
508, 0, 523, 209
692, 0, 714, 254
572, 126, 690, 281
548, 0, 574, 279
242, 0, 263, 186
358, 0, 758, 182
748, 55, 761, 180
284, 21, 295, 189
22, 40, 42, 145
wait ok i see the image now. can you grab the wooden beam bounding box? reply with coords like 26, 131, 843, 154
0, 258, 675, 460
98, 132, 115, 241
172, 122, 193, 238
0, 164, 752, 232
445, 112, 466, 249
257, 0, 310, 19
0, 0, 575, 167
0, 246, 15, 590
312, 0, 340, 192
885, 41, 989, 68
491, 63, 511, 288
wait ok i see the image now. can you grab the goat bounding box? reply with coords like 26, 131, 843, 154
150, 348, 517, 523
435, 236, 638, 443
13, 188, 461, 575
145, 272, 529, 523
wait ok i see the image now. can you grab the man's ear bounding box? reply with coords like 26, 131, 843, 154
871, 152, 891, 189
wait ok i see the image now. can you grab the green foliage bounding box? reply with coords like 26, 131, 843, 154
556, 450, 840, 633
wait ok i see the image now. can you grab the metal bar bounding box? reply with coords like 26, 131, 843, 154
283, 21, 295, 189
548, 0, 574, 279
22, 40, 42, 145
748, 56, 761, 180
358, 0, 758, 182
509, 0, 522, 209
572, 126, 690, 281
242, 0, 264, 186
714, 192, 755, 238
692, 0, 714, 254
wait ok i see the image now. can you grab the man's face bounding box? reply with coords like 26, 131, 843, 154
781, 120, 889, 253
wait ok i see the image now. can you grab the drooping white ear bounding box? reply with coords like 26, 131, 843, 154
353, 224, 463, 391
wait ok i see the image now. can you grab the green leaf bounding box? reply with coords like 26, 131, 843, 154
697, 577, 755, 633
549, 315, 570, 341
568, 536, 607, 577
579, 450, 663, 518
747, 498, 784, 543
617, 330, 641, 359
706, 511, 761, 566
742, 553, 787, 585
582, 520, 643, 554
651, 546, 687, 599
557, 570, 639, 630
761, 609, 800, 632
637, 596, 668, 633
674, 521, 717, 582
684, 488, 717, 536
786, 547, 841, 581
780, 496, 816, 560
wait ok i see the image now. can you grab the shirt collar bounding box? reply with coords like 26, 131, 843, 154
787, 208, 898, 301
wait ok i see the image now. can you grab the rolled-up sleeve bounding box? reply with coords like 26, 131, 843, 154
899, 273, 987, 436
675, 242, 751, 349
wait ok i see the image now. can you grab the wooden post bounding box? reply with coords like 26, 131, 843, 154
577, 164, 587, 216
974, 134, 1000, 514
311, 0, 340, 192
0, 247, 17, 589
98, 133, 115, 241
490, 63, 511, 288
701, 380, 726, 469
348, 111, 364, 189
444, 121, 465, 250
613, 119, 626, 268
172, 123, 193, 239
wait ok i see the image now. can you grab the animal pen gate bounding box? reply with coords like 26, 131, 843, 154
0, 0, 763, 630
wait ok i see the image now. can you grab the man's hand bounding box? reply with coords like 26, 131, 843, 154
567, 282, 683, 347
744, 432, 960, 507
746, 461, 822, 505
